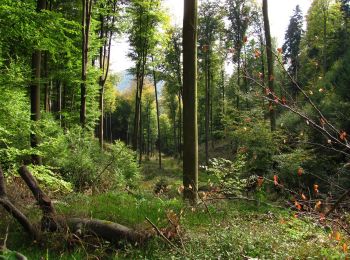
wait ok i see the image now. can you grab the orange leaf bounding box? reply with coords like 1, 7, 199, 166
254, 49, 261, 58
273, 175, 278, 185
243, 36, 248, 43
294, 201, 302, 210
281, 97, 287, 105
314, 184, 319, 194
319, 213, 325, 221
315, 200, 322, 211
257, 176, 264, 187
340, 131, 347, 141
343, 243, 348, 253
269, 75, 275, 81
334, 231, 341, 241
297, 167, 303, 176
320, 118, 326, 127
277, 47, 282, 53
301, 193, 307, 200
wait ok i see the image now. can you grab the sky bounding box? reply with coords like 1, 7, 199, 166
110, 0, 312, 73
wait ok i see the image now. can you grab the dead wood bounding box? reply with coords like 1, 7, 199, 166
18, 166, 58, 231
0, 166, 38, 240
16, 165, 147, 244
66, 218, 146, 244
325, 189, 350, 217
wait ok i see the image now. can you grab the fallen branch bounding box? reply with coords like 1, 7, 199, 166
325, 189, 350, 217
145, 217, 178, 250
18, 165, 146, 244
66, 218, 146, 244
0, 166, 38, 240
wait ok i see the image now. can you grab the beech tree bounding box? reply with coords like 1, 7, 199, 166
183, 0, 198, 202
262, 0, 276, 131
30, 0, 46, 165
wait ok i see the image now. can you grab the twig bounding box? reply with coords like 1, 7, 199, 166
325, 189, 350, 217
145, 217, 181, 252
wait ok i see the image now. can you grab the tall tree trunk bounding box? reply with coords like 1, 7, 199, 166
30, 0, 46, 165
262, 0, 276, 131
178, 93, 182, 159
98, 3, 115, 149
80, 0, 93, 128
57, 81, 62, 126
183, 0, 198, 202
205, 50, 209, 166
44, 52, 50, 113
152, 60, 162, 169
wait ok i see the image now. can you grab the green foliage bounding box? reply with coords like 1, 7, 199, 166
27, 164, 73, 194
40, 127, 140, 191
203, 156, 246, 194
230, 115, 284, 175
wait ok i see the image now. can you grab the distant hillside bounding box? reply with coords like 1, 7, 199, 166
116, 70, 164, 94
117, 71, 135, 92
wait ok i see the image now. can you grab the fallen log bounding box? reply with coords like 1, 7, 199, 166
0, 166, 38, 240
66, 218, 145, 244
16, 165, 146, 244
18, 166, 58, 231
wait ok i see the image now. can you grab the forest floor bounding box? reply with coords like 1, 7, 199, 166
1, 157, 349, 259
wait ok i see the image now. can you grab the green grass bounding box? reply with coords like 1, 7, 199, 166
1, 157, 349, 259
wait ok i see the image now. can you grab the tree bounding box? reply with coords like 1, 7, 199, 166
30, 0, 46, 165
128, 0, 164, 163
183, 0, 198, 202
97, 0, 119, 148
80, 0, 93, 127
226, 0, 250, 110
198, 0, 223, 165
282, 5, 303, 97
262, 0, 276, 131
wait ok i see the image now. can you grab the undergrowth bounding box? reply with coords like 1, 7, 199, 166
0, 158, 349, 259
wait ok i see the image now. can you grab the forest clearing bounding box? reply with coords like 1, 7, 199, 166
1, 0, 350, 259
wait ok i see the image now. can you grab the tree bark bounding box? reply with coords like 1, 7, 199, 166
183, 0, 198, 202
262, 0, 276, 131
0, 166, 38, 240
80, 0, 93, 128
205, 49, 209, 166
30, 0, 46, 165
152, 61, 162, 169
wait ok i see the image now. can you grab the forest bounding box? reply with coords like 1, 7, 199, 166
0, 0, 350, 259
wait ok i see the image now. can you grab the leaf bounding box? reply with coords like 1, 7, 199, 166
314, 184, 319, 194
297, 167, 303, 176
314, 200, 322, 211
277, 47, 282, 53
273, 175, 278, 185
254, 49, 261, 58
343, 243, 348, 253
301, 193, 307, 200
294, 201, 302, 210
243, 36, 248, 43
257, 176, 264, 187
340, 131, 347, 141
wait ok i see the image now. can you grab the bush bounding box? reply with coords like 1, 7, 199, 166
39, 126, 139, 191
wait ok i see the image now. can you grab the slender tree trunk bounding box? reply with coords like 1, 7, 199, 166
98, 3, 115, 149
30, 0, 46, 165
44, 52, 50, 113
57, 81, 62, 126
152, 61, 162, 169
80, 0, 93, 128
236, 57, 241, 109
205, 50, 209, 166
262, 0, 276, 131
183, 0, 198, 202
178, 93, 182, 159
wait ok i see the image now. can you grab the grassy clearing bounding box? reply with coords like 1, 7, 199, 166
1, 157, 349, 259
